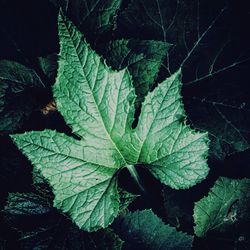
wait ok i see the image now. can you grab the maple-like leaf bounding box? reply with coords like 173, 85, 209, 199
10, 13, 209, 231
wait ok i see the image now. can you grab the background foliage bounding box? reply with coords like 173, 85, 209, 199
0, 0, 250, 249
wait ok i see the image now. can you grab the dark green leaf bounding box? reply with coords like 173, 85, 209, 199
99, 39, 171, 104
4, 192, 123, 250
113, 209, 193, 250
0, 60, 44, 132
38, 54, 58, 85
184, 81, 250, 160
51, 0, 121, 42
194, 177, 250, 237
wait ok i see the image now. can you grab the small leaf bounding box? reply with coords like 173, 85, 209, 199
38, 54, 58, 84
118, 188, 139, 212
113, 209, 193, 250
51, 0, 122, 41
99, 39, 171, 104
194, 177, 250, 237
0, 60, 44, 132
185, 83, 250, 160
117, 0, 196, 44
4, 192, 123, 250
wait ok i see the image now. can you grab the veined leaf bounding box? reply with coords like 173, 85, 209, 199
113, 209, 193, 250
194, 177, 250, 237
99, 39, 171, 104
11, 13, 209, 231
0, 60, 44, 132
117, 0, 196, 44
51, 0, 121, 41
4, 192, 123, 250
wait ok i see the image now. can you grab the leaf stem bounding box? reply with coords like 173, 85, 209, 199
126, 165, 145, 193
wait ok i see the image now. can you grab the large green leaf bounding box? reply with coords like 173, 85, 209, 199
11, 13, 209, 231
134, 70, 209, 189
194, 177, 250, 237
11, 129, 121, 232
113, 209, 193, 250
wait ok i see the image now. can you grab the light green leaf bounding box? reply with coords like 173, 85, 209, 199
134, 70, 209, 189
11, 129, 120, 232
194, 177, 250, 237
11, 13, 209, 231
113, 209, 193, 250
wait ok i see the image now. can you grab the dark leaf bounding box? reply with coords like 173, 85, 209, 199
3, 192, 123, 250
0, 60, 45, 133
113, 209, 193, 250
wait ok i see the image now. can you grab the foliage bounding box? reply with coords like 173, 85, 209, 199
0, 0, 250, 249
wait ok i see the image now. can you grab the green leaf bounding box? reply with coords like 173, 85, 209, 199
32, 167, 138, 211
4, 192, 123, 250
118, 188, 139, 212
117, 0, 196, 43
38, 54, 58, 85
11, 13, 209, 231
185, 83, 250, 160
162, 187, 193, 231
99, 39, 171, 104
0, 60, 44, 132
113, 209, 193, 250
51, 0, 121, 41
134, 70, 209, 189
11, 129, 121, 232
194, 177, 250, 237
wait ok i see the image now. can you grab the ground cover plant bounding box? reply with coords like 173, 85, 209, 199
0, 0, 250, 249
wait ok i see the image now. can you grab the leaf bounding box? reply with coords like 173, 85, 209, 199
118, 0, 250, 160
38, 54, 58, 85
134, 70, 209, 189
193, 177, 250, 237
0, 136, 32, 202
11, 130, 122, 232
184, 79, 250, 160
51, 0, 121, 41
11, 13, 209, 231
118, 188, 139, 212
99, 39, 171, 104
113, 209, 193, 250
3, 192, 123, 250
0, 60, 44, 132
32, 167, 138, 211
117, 0, 196, 44
162, 187, 193, 232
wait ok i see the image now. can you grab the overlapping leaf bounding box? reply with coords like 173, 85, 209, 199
99, 39, 171, 104
51, 0, 121, 41
0, 60, 44, 132
4, 192, 123, 250
113, 209, 193, 250
11, 13, 209, 231
194, 177, 250, 237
